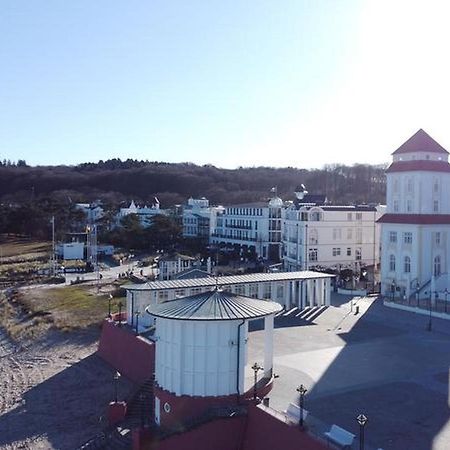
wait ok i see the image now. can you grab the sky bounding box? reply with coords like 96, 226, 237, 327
1, 0, 450, 169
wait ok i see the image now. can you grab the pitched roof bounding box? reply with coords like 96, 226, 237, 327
386, 160, 450, 173
146, 289, 282, 321
392, 129, 449, 155
377, 213, 450, 225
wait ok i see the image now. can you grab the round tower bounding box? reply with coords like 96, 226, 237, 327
146, 288, 282, 428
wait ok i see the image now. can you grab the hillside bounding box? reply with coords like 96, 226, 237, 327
0, 159, 388, 207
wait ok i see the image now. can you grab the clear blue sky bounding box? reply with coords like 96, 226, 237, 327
1, 1, 450, 168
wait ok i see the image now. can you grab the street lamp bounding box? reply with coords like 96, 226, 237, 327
113, 371, 121, 403
415, 281, 420, 307
356, 413, 368, 450
251, 362, 263, 401
135, 311, 141, 335
108, 294, 113, 319
445, 288, 448, 314
118, 301, 123, 327
296, 384, 308, 429
391, 280, 396, 302
427, 291, 435, 332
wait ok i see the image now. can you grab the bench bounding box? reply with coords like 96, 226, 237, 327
324, 424, 355, 449
284, 402, 309, 424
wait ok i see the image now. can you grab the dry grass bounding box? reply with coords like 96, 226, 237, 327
0, 285, 125, 342
0, 236, 51, 259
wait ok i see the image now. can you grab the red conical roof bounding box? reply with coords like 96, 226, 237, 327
392, 129, 449, 155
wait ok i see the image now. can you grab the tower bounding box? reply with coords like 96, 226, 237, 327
379, 129, 450, 299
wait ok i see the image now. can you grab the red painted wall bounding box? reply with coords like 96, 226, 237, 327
243, 405, 327, 450
146, 417, 247, 450
97, 319, 154, 384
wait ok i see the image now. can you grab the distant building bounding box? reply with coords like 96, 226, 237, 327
379, 129, 450, 299
182, 197, 224, 240
116, 198, 167, 228
157, 253, 198, 280
75, 202, 104, 223
283, 187, 384, 274
210, 191, 284, 262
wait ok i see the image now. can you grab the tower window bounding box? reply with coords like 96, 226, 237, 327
389, 255, 396, 271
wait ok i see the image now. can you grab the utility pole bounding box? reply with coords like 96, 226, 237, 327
50, 216, 56, 277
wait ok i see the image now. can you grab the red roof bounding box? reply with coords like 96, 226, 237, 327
386, 160, 450, 173
392, 129, 449, 155
377, 214, 450, 224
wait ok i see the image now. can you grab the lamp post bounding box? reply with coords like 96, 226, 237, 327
135, 311, 141, 335
113, 371, 121, 403
251, 362, 263, 401
391, 280, 396, 302
445, 288, 448, 314
296, 384, 308, 429
108, 294, 113, 319
415, 281, 420, 307
118, 301, 123, 327
427, 292, 434, 332
356, 413, 368, 450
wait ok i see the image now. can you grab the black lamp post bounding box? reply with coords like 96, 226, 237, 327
391, 280, 396, 302
108, 294, 113, 319
356, 413, 368, 450
415, 281, 420, 307
251, 362, 263, 401
296, 384, 308, 429
135, 311, 141, 335
445, 288, 448, 314
113, 371, 121, 403
427, 291, 434, 331
118, 301, 123, 327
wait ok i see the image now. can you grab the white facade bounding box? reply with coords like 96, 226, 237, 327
182, 197, 224, 240
211, 196, 283, 261
116, 199, 168, 228
75, 203, 104, 223
158, 254, 197, 280
380, 129, 450, 298
155, 318, 248, 397
283, 204, 384, 272
57, 242, 85, 260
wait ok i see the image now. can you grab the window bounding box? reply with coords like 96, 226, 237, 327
407, 178, 413, 193
434, 255, 441, 276
435, 232, 441, 245
333, 228, 341, 240
347, 213, 352, 221
356, 248, 362, 261
393, 179, 399, 193
309, 248, 318, 262
389, 231, 397, 243
393, 200, 399, 212
404, 256, 411, 273
406, 199, 412, 212
309, 228, 318, 245
433, 200, 439, 213
310, 211, 322, 221
356, 212, 362, 220
347, 248, 352, 256
347, 228, 353, 240
403, 232, 412, 244
433, 180, 439, 193
389, 254, 396, 271
356, 228, 362, 243
332, 248, 341, 257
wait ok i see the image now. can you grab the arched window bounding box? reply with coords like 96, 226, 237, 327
389, 255, 396, 272
309, 228, 318, 245
404, 256, 411, 273
434, 256, 441, 277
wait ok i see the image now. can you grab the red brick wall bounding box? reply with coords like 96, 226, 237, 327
97, 319, 155, 384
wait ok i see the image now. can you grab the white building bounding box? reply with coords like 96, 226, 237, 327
75, 203, 104, 223
379, 129, 450, 299
210, 194, 284, 262
283, 189, 384, 274
116, 199, 167, 228
182, 197, 224, 240
157, 253, 198, 280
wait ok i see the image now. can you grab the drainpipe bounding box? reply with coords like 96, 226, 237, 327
236, 319, 246, 402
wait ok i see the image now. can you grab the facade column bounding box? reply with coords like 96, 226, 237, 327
324, 278, 331, 306
244, 283, 250, 297
168, 289, 176, 301
300, 281, 306, 309
283, 281, 290, 309
308, 280, 314, 307
291, 281, 296, 309
270, 282, 277, 302
257, 282, 264, 299
263, 314, 274, 378
317, 279, 324, 306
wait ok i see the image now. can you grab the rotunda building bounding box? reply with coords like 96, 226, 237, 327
146, 288, 282, 428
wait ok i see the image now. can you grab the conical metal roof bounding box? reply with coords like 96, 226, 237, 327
146, 289, 283, 321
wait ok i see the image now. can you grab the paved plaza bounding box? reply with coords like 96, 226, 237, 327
248, 294, 450, 450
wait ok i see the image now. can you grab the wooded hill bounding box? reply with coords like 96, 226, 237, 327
0, 159, 388, 208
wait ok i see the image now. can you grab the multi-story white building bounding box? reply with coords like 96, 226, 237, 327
116, 199, 167, 228
379, 129, 450, 299
283, 190, 384, 274
75, 203, 104, 223
182, 197, 224, 241
210, 194, 283, 262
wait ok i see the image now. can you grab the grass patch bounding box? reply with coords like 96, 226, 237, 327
0, 284, 125, 342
